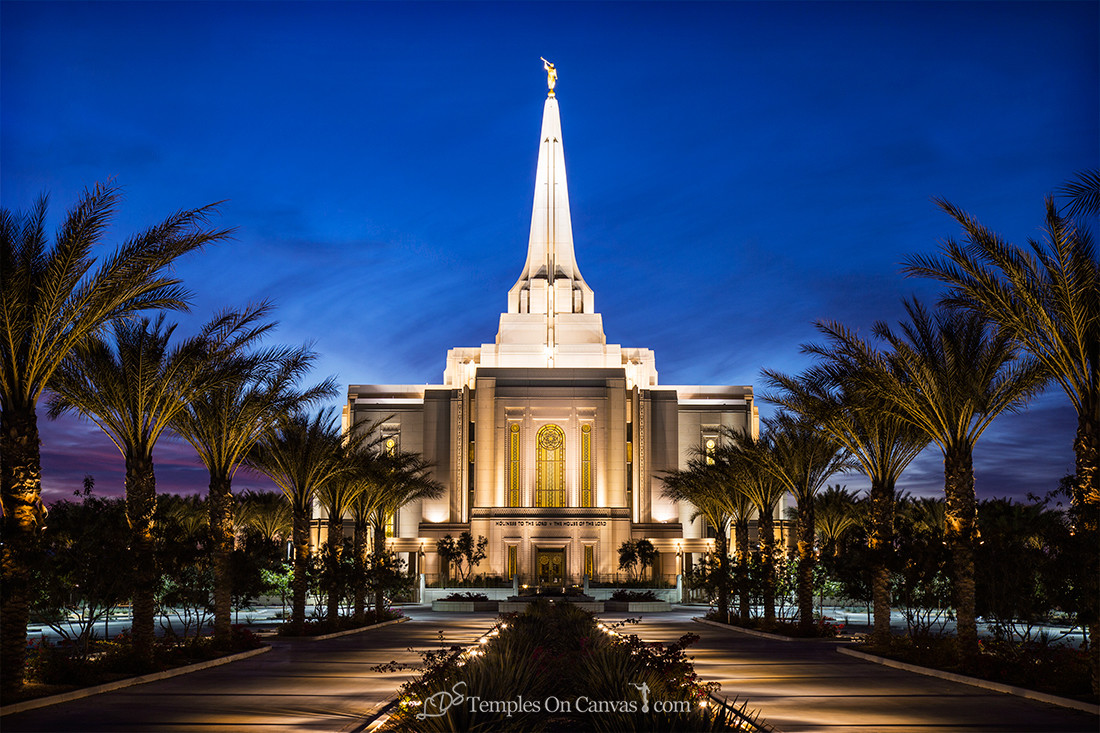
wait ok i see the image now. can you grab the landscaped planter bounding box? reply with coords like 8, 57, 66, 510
499, 600, 605, 613
604, 600, 671, 612
430, 600, 499, 612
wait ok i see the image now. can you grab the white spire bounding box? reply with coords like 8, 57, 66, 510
506, 93, 595, 317
442, 67, 658, 388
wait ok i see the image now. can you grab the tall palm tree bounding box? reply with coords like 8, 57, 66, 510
172, 305, 335, 645
813, 485, 860, 556
763, 364, 928, 644
661, 461, 734, 623
0, 183, 227, 693
355, 449, 443, 620
246, 408, 371, 632
715, 428, 787, 626
47, 312, 249, 664
315, 472, 368, 623
755, 413, 850, 635
722, 476, 756, 622
904, 183, 1099, 686
817, 300, 1046, 663
237, 490, 293, 544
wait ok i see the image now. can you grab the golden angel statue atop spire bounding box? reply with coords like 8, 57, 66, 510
540, 57, 557, 95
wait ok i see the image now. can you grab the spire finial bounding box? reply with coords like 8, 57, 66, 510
540, 57, 557, 96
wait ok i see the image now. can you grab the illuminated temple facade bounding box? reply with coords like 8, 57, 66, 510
339, 79, 761, 587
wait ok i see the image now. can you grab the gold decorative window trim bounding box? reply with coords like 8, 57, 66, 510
507, 544, 518, 579
508, 424, 520, 507
580, 424, 592, 508
584, 544, 595, 578
536, 424, 565, 508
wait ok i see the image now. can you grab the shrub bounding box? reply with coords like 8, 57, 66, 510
610, 589, 661, 603
440, 592, 490, 602
379, 600, 760, 731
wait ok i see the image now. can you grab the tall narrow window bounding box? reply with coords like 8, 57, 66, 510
507, 545, 518, 579
536, 424, 565, 508
703, 434, 717, 465
626, 421, 634, 502
508, 424, 521, 507
584, 545, 595, 578
580, 424, 593, 507
468, 421, 475, 510
385, 510, 397, 538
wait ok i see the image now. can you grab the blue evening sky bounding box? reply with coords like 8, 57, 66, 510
2, 1, 1096, 504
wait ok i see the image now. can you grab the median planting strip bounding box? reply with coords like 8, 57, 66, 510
0, 645, 271, 717
837, 646, 1100, 716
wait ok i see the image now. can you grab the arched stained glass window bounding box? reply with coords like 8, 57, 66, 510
536, 424, 565, 508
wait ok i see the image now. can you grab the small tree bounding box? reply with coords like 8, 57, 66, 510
436, 532, 487, 584
617, 539, 656, 582
29, 493, 132, 657
617, 540, 639, 581
636, 539, 657, 582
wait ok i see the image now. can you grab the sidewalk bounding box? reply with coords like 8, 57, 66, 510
3, 610, 493, 733
6, 606, 1097, 732
622, 608, 1099, 733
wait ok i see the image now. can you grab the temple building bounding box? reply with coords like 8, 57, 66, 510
338, 66, 763, 587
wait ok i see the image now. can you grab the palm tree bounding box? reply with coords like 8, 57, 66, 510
755, 413, 850, 635
237, 490, 293, 544
0, 183, 227, 693
354, 449, 443, 620
715, 428, 788, 626
315, 473, 367, 624
661, 461, 735, 623
814, 485, 860, 556
47, 312, 249, 664
172, 305, 334, 645
723, 477, 756, 622
246, 408, 371, 633
904, 181, 1099, 685
763, 364, 928, 644
1057, 168, 1100, 220
817, 300, 1046, 663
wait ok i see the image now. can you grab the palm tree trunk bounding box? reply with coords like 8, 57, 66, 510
869, 479, 895, 646
796, 498, 816, 634
290, 509, 310, 634
0, 403, 45, 696
373, 520, 386, 622
352, 515, 368, 623
208, 472, 234, 648
126, 449, 158, 667
759, 507, 777, 626
1073, 405, 1099, 694
714, 521, 730, 624
735, 518, 750, 621
326, 514, 343, 623
943, 443, 978, 667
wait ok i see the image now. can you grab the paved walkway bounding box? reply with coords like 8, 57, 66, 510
617, 608, 1099, 733
3, 611, 494, 733
5, 606, 1098, 732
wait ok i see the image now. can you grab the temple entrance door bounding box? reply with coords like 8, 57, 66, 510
535, 549, 565, 585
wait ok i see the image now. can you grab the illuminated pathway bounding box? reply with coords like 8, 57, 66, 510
617, 607, 1099, 733
3, 609, 491, 733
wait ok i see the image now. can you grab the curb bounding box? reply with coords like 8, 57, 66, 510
0, 645, 271, 717
836, 646, 1100, 716
694, 616, 847, 643
291, 616, 409, 642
